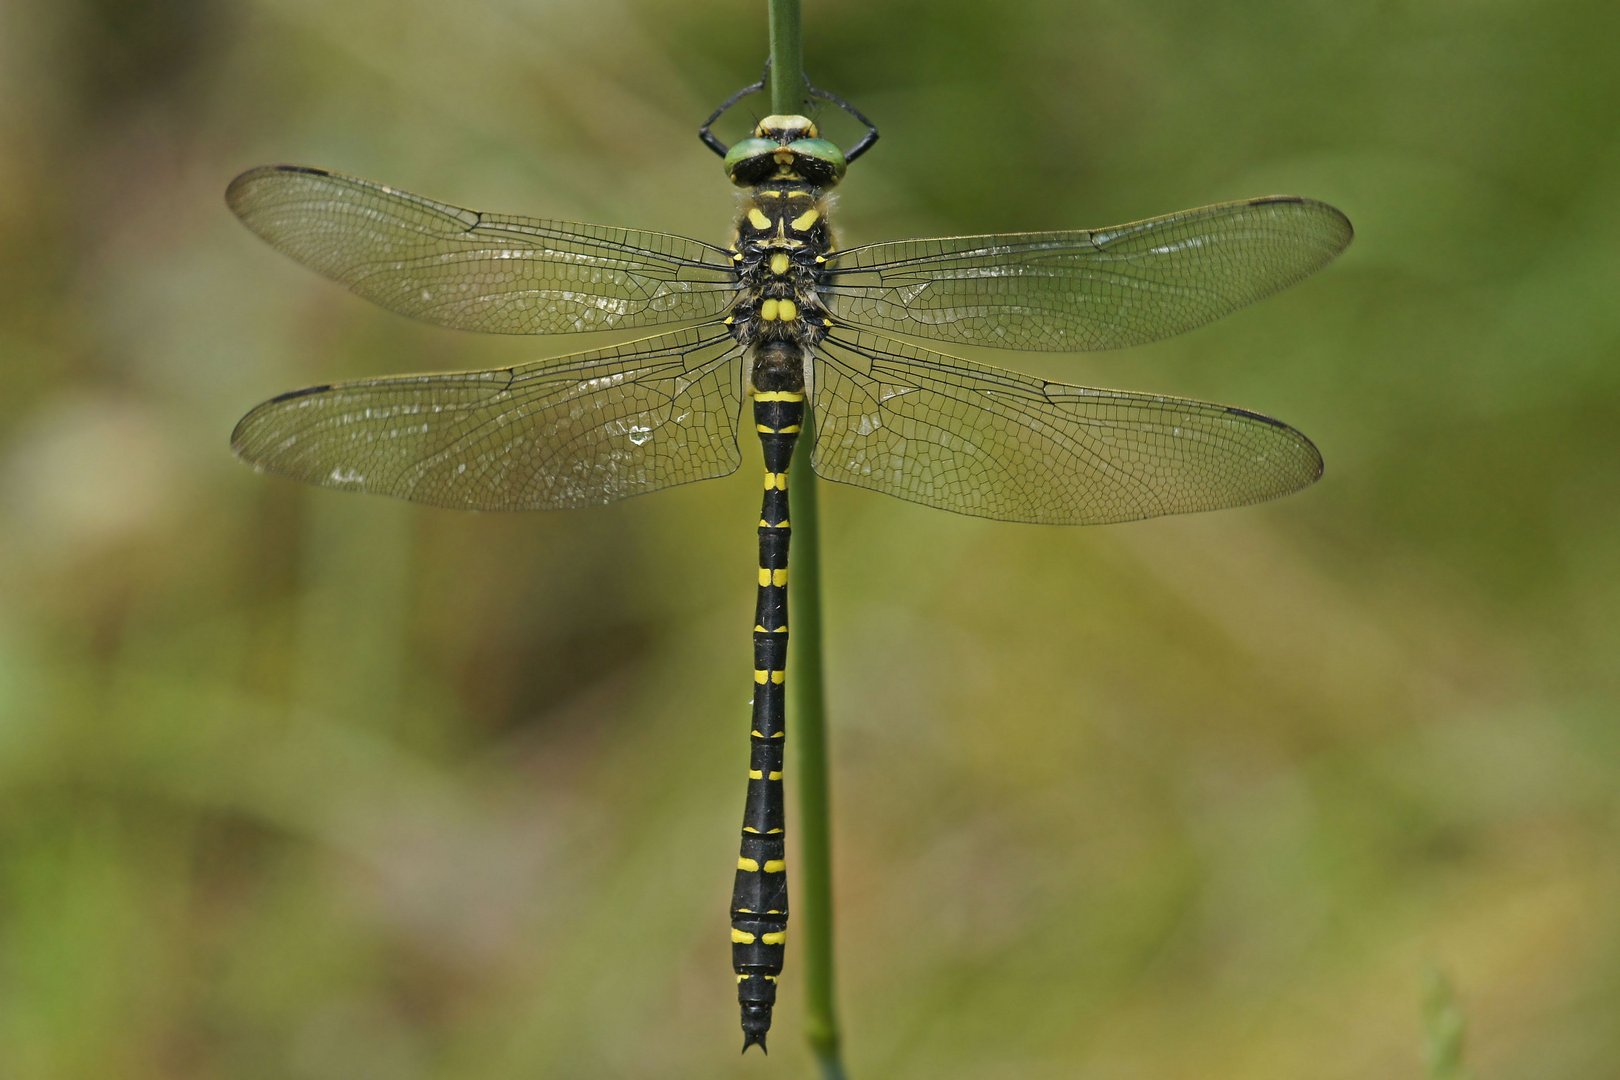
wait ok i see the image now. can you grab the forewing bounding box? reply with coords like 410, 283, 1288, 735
824, 196, 1352, 351
227, 165, 737, 334
810, 331, 1322, 524
232, 328, 744, 510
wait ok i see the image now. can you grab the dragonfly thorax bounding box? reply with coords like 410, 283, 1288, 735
728, 179, 833, 373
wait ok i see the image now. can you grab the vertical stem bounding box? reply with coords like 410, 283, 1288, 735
767, 0, 803, 115
768, 5, 844, 1075
789, 411, 843, 1079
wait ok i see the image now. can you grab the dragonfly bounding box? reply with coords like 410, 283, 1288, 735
227, 73, 1351, 1051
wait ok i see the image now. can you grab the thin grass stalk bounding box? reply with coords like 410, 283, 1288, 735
767, 2, 846, 1076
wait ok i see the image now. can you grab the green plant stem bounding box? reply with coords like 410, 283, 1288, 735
789, 411, 842, 1080
769, 3, 844, 1076
767, 0, 804, 118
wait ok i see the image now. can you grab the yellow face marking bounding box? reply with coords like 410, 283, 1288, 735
759, 298, 780, 321
762, 931, 787, 946
738, 857, 760, 872
769, 252, 790, 276
791, 208, 821, 231
763, 860, 785, 873
754, 667, 768, 682
778, 299, 799, 321
732, 929, 757, 944
754, 391, 805, 402
747, 208, 772, 230
749, 769, 763, 779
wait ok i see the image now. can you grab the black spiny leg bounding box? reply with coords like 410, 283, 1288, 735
731, 387, 804, 1052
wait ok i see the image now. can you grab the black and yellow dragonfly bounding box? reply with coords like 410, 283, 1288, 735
227, 80, 1351, 1051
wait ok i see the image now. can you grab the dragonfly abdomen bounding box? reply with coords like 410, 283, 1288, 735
731, 368, 804, 1052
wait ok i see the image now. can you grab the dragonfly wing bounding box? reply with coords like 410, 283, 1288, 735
809, 331, 1322, 524
232, 327, 745, 510
227, 165, 738, 334
824, 196, 1352, 351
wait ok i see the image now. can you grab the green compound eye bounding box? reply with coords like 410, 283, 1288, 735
725, 138, 780, 185
786, 138, 847, 185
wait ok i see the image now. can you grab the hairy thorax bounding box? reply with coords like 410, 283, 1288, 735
729, 181, 834, 393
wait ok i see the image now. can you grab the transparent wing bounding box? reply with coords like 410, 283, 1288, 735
810, 331, 1322, 524
824, 196, 1352, 351
232, 327, 745, 510
227, 165, 738, 334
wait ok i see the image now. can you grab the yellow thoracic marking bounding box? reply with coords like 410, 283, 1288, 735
791, 209, 820, 231
754, 668, 768, 683
759, 190, 783, 199
749, 769, 763, 779
754, 391, 805, 402
768, 771, 783, 781
763, 860, 785, 873
762, 931, 787, 946
764, 472, 788, 489
732, 929, 757, 944
738, 857, 760, 872
770, 253, 790, 275
778, 299, 799, 321
747, 208, 772, 230
759, 298, 779, 321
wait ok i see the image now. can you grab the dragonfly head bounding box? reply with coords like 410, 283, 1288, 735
725, 114, 847, 188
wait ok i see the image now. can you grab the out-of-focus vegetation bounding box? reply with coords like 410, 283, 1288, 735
2, 0, 1617, 1076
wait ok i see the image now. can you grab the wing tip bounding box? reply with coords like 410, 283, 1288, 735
226, 164, 337, 217
1246, 194, 1354, 252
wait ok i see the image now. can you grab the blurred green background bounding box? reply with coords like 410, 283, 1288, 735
2, 0, 1618, 1076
